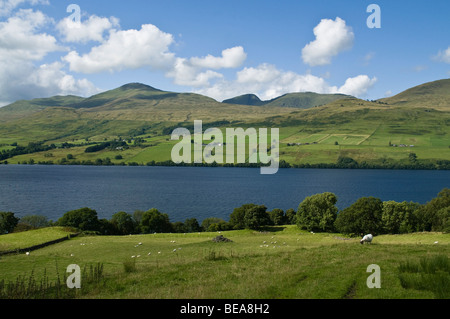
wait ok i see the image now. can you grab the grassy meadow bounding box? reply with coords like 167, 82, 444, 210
0, 226, 448, 299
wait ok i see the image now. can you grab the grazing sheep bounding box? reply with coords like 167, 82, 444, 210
360, 234, 373, 244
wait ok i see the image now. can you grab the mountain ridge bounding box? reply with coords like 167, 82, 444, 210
1, 78, 448, 115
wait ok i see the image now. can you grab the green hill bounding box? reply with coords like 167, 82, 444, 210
223, 92, 353, 109
222, 94, 265, 106
379, 78, 450, 110
0, 79, 449, 168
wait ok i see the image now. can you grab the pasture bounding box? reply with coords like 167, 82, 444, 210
0, 226, 448, 299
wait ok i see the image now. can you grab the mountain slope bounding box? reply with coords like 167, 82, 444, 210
223, 91, 353, 109
222, 94, 265, 106
379, 78, 450, 110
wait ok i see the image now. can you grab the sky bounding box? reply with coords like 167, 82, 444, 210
0, 0, 449, 106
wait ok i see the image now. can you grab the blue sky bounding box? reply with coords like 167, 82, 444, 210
0, 0, 449, 105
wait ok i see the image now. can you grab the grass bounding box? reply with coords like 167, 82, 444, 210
0, 226, 448, 299
0, 227, 78, 252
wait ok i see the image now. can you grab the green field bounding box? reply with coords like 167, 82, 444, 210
1, 79, 449, 167
0, 226, 448, 299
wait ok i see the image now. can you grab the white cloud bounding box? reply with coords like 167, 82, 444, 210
0, 0, 48, 16
63, 24, 176, 74
337, 75, 377, 96
194, 63, 376, 102
433, 46, 450, 64
302, 17, 354, 67
0, 60, 99, 105
57, 14, 120, 43
190, 46, 247, 69
166, 46, 246, 87
0, 8, 98, 105
166, 57, 223, 87
29, 62, 100, 96
0, 9, 62, 61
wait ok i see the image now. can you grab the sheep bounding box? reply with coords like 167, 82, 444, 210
360, 234, 373, 244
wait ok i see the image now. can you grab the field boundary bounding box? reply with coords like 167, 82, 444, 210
0, 232, 80, 256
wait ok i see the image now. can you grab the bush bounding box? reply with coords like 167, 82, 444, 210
382, 201, 419, 234
229, 204, 270, 230
268, 208, 286, 226
57, 208, 100, 232
201, 217, 230, 232
139, 208, 173, 233
0, 212, 19, 234
18, 215, 50, 229
334, 197, 383, 236
297, 192, 338, 232
110, 211, 137, 235
415, 188, 450, 232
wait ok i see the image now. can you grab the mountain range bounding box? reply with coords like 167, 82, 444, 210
0, 78, 448, 167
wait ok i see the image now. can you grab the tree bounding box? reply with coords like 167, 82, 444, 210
409, 152, 417, 164
19, 215, 50, 229
0, 212, 19, 234
229, 204, 270, 230
285, 208, 297, 225
140, 208, 173, 233
268, 208, 286, 226
133, 210, 145, 225
415, 188, 450, 232
184, 218, 202, 233
201, 217, 229, 232
110, 211, 137, 235
172, 221, 187, 233
382, 201, 419, 234
334, 197, 384, 236
297, 192, 338, 232
229, 204, 254, 230
243, 205, 270, 229
57, 207, 100, 232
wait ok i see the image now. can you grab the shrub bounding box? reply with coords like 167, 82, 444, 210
0, 212, 19, 234
297, 192, 338, 232
139, 208, 173, 233
334, 197, 383, 236
382, 201, 419, 234
57, 208, 100, 232
229, 204, 270, 230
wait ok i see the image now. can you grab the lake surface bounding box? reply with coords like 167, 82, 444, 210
0, 165, 449, 222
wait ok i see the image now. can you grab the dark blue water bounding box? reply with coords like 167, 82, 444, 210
0, 165, 448, 222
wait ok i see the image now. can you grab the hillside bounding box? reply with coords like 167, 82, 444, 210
223, 91, 353, 109
379, 78, 450, 110
222, 94, 265, 106
0, 79, 449, 168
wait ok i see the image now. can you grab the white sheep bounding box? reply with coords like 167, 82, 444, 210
360, 234, 373, 244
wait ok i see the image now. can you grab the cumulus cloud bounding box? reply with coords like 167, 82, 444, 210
302, 17, 354, 67
0, 9, 62, 61
0, 59, 99, 105
0, 0, 48, 16
166, 57, 223, 87
57, 14, 120, 43
190, 46, 247, 69
0, 8, 98, 105
166, 46, 246, 87
63, 24, 176, 73
337, 75, 377, 96
194, 63, 376, 102
236, 64, 335, 99
433, 46, 450, 64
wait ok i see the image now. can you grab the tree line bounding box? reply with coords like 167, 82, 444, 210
1, 188, 448, 236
